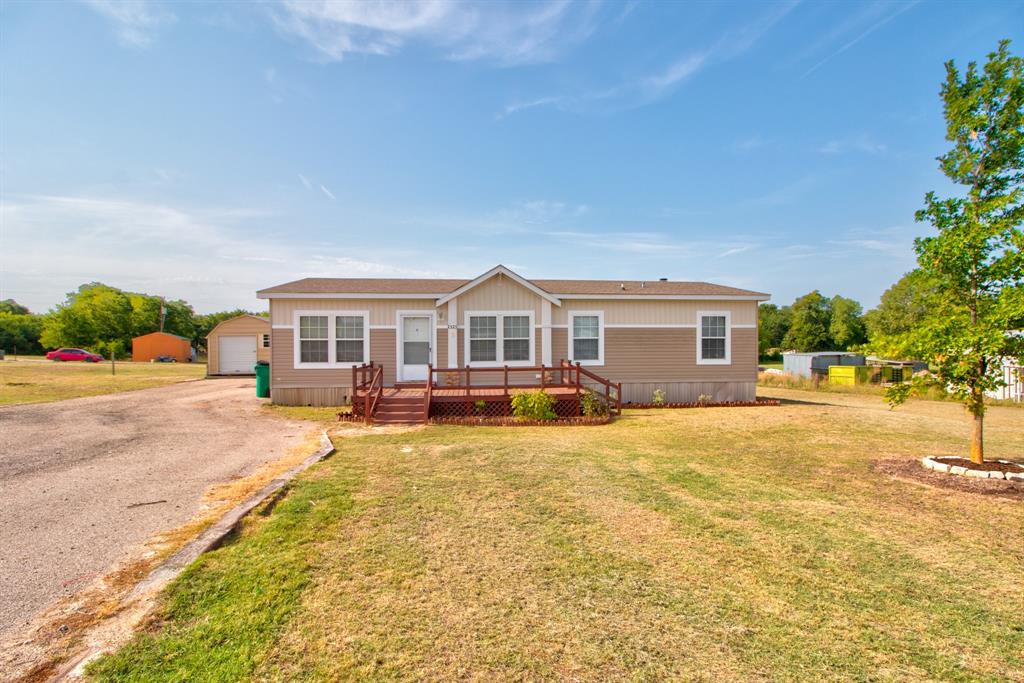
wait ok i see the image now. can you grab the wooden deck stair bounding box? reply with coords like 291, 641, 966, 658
372, 389, 427, 425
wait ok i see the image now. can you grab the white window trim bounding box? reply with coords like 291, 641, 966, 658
696, 310, 731, 365
567, 310, 605, 366
261, 333, 271, 348
463, 310, 535, 367
396, 310, 437, 382
293, 309, 370, 369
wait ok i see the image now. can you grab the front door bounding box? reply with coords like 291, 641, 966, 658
400, 315, 431, 382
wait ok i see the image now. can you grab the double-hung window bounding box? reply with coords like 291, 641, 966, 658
469, 315, 497, 362
295, 311, 369, 367
335, 316, 365, 362
568, 311, 604, 365
299, 315, 328, 363
697, 311, 730, 364
503, 315, 531, 362
466, 312, 534, 366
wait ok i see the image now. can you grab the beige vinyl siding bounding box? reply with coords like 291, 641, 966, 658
270, 298, 440, 327
552, 327, 757, 383
435, 328, 448, 370
206, 315, 270, 375
271, 327, 396, 390
552, 299, 758, 326
452, 273, 543, 319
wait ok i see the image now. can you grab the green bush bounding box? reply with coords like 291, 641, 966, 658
510, 390, 557, 421
580, 389, 608, 417
651, 388, 666, 406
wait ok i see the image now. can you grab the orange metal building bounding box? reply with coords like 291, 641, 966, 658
132, 331, 193, 362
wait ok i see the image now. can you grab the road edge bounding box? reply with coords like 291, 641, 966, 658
52, 430, 336, 681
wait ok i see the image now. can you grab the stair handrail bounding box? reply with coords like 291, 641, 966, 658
365, 363, 384, 425
423, 364, 433, 424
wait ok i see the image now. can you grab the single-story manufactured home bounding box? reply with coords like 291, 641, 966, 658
256, 265, 768, 408
206, 314, 271, 375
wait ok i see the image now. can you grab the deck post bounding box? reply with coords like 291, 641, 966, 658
504, 365, 509, 397
540, 365, 545, 390
617, 382, 622, 414
465, 366, 471, 397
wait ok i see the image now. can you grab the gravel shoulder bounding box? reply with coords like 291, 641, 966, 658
0, 378, 313, 639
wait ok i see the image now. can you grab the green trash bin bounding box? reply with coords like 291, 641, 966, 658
255, 361, 270, 398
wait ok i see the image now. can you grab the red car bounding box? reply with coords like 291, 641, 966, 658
46, 348, 104, 362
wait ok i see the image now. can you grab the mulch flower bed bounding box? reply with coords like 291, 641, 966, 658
625, 398, 780, 409
874, 459, 1024, 500
920, 455, 1024, 481
429, 415, 612, 427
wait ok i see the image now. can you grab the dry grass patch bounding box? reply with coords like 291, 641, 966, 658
90, 390, 1024, 681
0, 359, 206, 405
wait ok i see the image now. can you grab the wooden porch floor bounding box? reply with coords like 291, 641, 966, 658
357, 386, 581, 400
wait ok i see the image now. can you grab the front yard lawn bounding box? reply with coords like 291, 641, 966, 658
0, 359, 207, 406
90, 389, 1024, 681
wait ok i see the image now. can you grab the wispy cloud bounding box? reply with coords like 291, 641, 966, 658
320, 184, 336, 200
496, 96, 565, 120
818, 134, 887, 155
730, 136, 769, 153
801, 1, 919, 77
269, 0, 600, 66
0, 195, 445, 312
298, 173, 312, 190
498, 1, 799, 117
81, 0, 175, 47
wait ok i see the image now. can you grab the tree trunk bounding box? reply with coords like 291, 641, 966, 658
970, 412, 984, 464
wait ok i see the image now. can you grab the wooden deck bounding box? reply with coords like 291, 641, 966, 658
350, 361, 621, 424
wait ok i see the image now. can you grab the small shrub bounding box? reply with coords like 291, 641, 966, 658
510, 389, 557, 421
473, 399, 487, 415
697, 393, 712, 405
651, 388, 666, 406
580, 389, 608, 417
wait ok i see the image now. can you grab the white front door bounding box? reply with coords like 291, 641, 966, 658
400, 315, 431, 381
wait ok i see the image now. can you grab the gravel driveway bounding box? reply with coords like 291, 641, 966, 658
0, 379, 314, 639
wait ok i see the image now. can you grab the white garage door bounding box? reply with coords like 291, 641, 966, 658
218, 335, 258, 375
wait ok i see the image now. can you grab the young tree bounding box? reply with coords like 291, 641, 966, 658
887, 40, 1024, 464
782, 291, 833, 351
828, 296, 867, 349
865, 270, 940, 355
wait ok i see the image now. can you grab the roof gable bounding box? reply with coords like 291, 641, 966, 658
436, 265, 561, 307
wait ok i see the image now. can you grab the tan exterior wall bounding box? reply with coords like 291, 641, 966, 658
270, 328, 396, 390
207, 316, 270, 374
270, 298, 439, 327
553, 299, 758, 326
452, 273, 543, 320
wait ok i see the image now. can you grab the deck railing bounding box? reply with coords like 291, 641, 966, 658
425, 361, 621, 415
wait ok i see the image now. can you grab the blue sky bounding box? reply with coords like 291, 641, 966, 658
1, 0, 1022, 314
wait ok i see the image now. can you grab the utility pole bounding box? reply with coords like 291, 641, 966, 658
159, 298, 166, 333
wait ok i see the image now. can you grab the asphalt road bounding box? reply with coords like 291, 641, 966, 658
0, 379, 313, 639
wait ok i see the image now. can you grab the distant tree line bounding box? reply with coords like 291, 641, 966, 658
0, 283, 265, 358
758, 270, 943, 359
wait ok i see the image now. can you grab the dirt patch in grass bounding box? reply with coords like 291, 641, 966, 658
873, 459, 1024, 500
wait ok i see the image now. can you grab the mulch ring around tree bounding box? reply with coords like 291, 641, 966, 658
873, 459, 1024, 500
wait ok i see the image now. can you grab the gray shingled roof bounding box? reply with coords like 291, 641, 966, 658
258, 276, 767, 298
